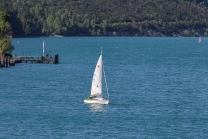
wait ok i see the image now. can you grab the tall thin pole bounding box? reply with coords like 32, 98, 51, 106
42, 41, 45, 57
103, 63, 109, 100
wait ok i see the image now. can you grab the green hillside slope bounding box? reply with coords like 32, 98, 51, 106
1, 0, 208, 37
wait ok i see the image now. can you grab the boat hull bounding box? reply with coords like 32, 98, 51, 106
84, 99, 109, 104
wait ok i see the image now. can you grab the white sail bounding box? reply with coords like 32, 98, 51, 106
198, 37, 202, 43
90, 55, 102, 96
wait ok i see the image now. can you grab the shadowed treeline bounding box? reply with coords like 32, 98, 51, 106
0, 0, 208, 37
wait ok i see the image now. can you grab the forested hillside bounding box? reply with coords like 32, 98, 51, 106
0, 0, 208, 37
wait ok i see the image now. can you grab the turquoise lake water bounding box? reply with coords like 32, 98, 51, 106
0, 37, 208, 138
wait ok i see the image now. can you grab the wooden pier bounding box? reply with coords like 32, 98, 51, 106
1, 54, 58, 67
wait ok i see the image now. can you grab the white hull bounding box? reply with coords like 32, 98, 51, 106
84, 99, 109, 104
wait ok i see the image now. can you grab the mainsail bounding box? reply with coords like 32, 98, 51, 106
198, 37, 202, 43
90, 55, 102, 96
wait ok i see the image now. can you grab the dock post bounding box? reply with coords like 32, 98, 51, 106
53, 54, 58, 64
4, 56, 9, 67
4, 57, 7, 67
7, 57, 10, 67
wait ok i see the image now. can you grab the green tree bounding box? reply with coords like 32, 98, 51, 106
1, 0, 208, 36
0, 11, 14, 66
183, 30, 191, 36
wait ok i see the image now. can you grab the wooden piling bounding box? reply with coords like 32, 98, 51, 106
53, 54, 58, 64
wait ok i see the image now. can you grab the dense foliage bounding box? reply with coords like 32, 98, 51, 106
1, 0, 208, 37
0, 11, 14, 65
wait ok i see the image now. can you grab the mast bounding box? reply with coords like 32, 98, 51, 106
42, 41, 45, 57
103, 63, 109, 100
101, 47, 102, 97
101, 46, 109, 100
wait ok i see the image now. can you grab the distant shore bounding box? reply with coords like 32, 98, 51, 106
12, 28, 207, 38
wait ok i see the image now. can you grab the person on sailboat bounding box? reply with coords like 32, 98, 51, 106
87, 96, 93, 100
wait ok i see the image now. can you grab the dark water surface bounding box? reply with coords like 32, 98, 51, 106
0, 37, 208, 138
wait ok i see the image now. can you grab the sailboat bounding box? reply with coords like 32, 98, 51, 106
198, 37, 202, 43
84, 49, 109, 104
